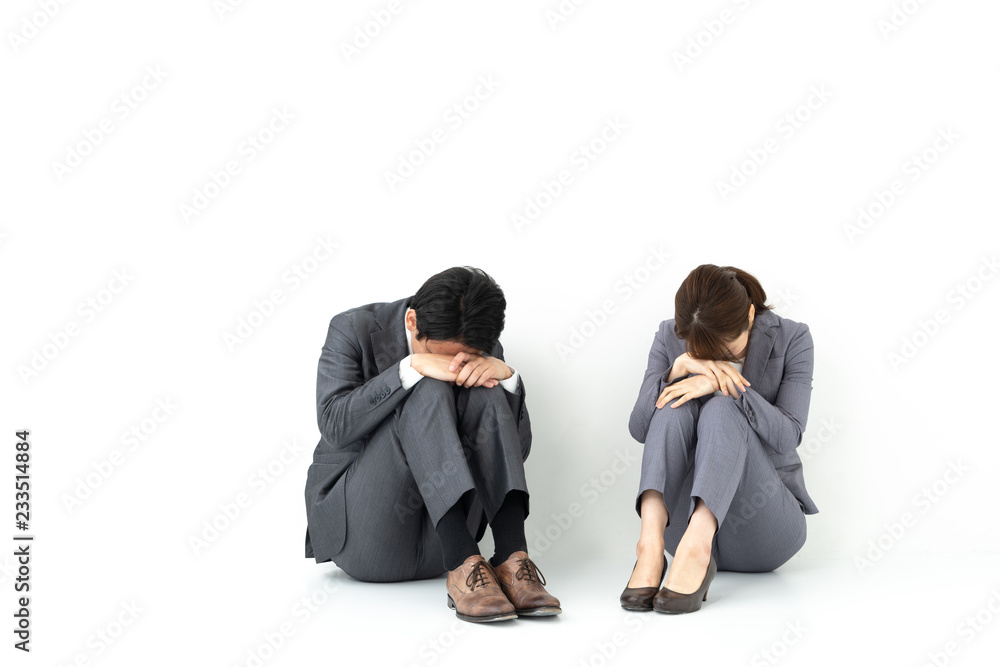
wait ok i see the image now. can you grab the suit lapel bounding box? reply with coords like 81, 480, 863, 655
742, 309, 778, 388
371, 297, 411, 374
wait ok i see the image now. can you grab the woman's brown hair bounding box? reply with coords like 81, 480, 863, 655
673, 264, 772, 362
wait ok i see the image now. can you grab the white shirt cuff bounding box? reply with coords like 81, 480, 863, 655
499, 366, 519, 393
398, 355, 423, 390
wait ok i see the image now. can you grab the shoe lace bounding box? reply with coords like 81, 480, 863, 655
465, 560, 492, 590
514, 557, 546, 586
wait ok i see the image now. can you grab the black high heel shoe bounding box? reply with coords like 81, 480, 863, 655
619, 554, 668, 611
653, 554, 716, 614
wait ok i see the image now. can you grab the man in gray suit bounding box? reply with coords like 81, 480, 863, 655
304, 267, 560, 623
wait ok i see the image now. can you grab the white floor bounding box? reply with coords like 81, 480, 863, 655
259, 553, 1000, 666
25, 507, 1000, 667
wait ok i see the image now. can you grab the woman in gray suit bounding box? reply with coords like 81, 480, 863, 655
620, 264, 818, 613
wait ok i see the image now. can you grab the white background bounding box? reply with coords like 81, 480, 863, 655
2, 1, 999, 665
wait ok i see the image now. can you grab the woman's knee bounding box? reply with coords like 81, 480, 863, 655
699, 395, 741, 421
648, 398, 699, 436
696, 395, 747, 440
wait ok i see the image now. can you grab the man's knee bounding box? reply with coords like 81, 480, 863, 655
459, 386, 513, 436
463, 385, 507, 410
402, 378, 460, 424
410, 377, 455, 401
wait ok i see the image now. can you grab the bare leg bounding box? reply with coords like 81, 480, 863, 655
663, 496, 717, 594
627, 489, 669, 588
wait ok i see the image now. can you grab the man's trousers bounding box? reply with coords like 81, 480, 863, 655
332, 379, 529, 582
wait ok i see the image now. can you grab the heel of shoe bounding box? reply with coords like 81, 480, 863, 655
447, 595, 455, 609
701, 555, 717, 604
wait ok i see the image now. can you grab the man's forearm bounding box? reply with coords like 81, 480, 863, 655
317, 363, 407, 448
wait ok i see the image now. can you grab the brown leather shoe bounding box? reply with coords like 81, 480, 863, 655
446, 555, 517, 623
492, 551, 561, 616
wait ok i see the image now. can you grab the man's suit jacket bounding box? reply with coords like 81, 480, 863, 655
628, 309, 819, 515
304, 296, 532, 562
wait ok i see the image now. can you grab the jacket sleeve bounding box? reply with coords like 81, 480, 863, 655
494, 341, 531, 460
628, 321, 689, 443
315, 314, 410, 450
733, 324, 814, 455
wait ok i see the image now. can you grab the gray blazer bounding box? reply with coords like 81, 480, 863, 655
304, 297, 532, 562
628, 309, 819, 515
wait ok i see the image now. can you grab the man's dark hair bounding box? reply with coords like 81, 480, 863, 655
410, 267, 506, 353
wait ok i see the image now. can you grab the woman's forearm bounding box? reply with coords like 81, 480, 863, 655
665, 353, 688, 383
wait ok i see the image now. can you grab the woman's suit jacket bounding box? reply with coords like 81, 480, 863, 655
628, 308, 819, 515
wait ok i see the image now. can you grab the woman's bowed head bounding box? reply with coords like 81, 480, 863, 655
656, 265, 772, 409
